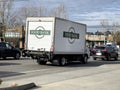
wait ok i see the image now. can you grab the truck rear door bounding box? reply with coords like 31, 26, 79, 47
26, 21, 54, 52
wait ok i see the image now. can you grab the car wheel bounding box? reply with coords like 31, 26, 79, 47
2, 57, 6, 60
102, 58, 105, 60
114, 54, 118, 61
14, 53, 20, 59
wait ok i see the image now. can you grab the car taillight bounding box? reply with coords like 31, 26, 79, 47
102, 49, 107, 52
91, 49, 96, 54
92, 49, 96, 52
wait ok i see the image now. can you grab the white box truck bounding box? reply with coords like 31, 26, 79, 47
25, 17, 88, 65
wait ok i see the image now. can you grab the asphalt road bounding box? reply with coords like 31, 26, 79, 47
0, 57, 120, 80
0, 58, 120, 90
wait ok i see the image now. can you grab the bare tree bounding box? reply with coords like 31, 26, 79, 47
16, 6, 39, 26
49, 4, 68, 19
0, 0, 15, 38
114, 31, 120, 45
100, 19, 110, 31
16, 3, 68, 26
100, 20, 120, 44
0, 0, 15, 26
100, 19, 110, 44
95, 30, 104, 35
37, 6, 47, 17
112, 21, 120, 43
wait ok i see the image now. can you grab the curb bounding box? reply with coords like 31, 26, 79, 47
0, 83, 37, 90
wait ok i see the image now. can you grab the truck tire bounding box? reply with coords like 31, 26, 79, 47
22, 52, 25, 57
59, 57, 67, 66
37, 58, 47, 65
81, 55, 88, 64
37, 61, 47, 65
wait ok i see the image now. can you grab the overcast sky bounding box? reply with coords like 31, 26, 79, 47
16, 0, 120, 32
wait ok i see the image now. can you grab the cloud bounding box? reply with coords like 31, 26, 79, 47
73, 11, 120, 21
66, 0, 120, 28
15, 0, 120, 31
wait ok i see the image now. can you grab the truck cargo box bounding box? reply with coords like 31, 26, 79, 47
25, 17, 88, 65
25, 17, 86, 54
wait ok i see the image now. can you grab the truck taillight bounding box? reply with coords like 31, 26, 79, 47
50, 44, 54, 52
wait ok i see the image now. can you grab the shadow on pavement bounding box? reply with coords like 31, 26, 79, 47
0, 62, 21, 66
44, 58, 120, 68
0, 71, 25, 78
66, 59, 120, 67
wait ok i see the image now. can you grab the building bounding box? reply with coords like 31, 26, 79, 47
3, 27, 113, 49
5, 26, 25, 49
86, 32, 113, 47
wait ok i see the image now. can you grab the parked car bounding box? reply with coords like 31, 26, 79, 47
0, 42, 21, 59
92, 45, 118, 60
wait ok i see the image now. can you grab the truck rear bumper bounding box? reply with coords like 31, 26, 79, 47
25, 51, 50, 59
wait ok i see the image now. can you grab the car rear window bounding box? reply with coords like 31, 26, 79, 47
95, 46, 105, 50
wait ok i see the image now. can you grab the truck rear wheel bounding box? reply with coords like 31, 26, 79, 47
52, 56, 67, 66
37, 58, 47, 65
59, 57, 67, 66
81, 55, 88, 64
37, 61, 47, 65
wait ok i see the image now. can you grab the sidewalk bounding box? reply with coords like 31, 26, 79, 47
39, 70, 120, 90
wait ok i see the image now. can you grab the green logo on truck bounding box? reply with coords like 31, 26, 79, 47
63, 27, 79, 44
30, 26, 50, 39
